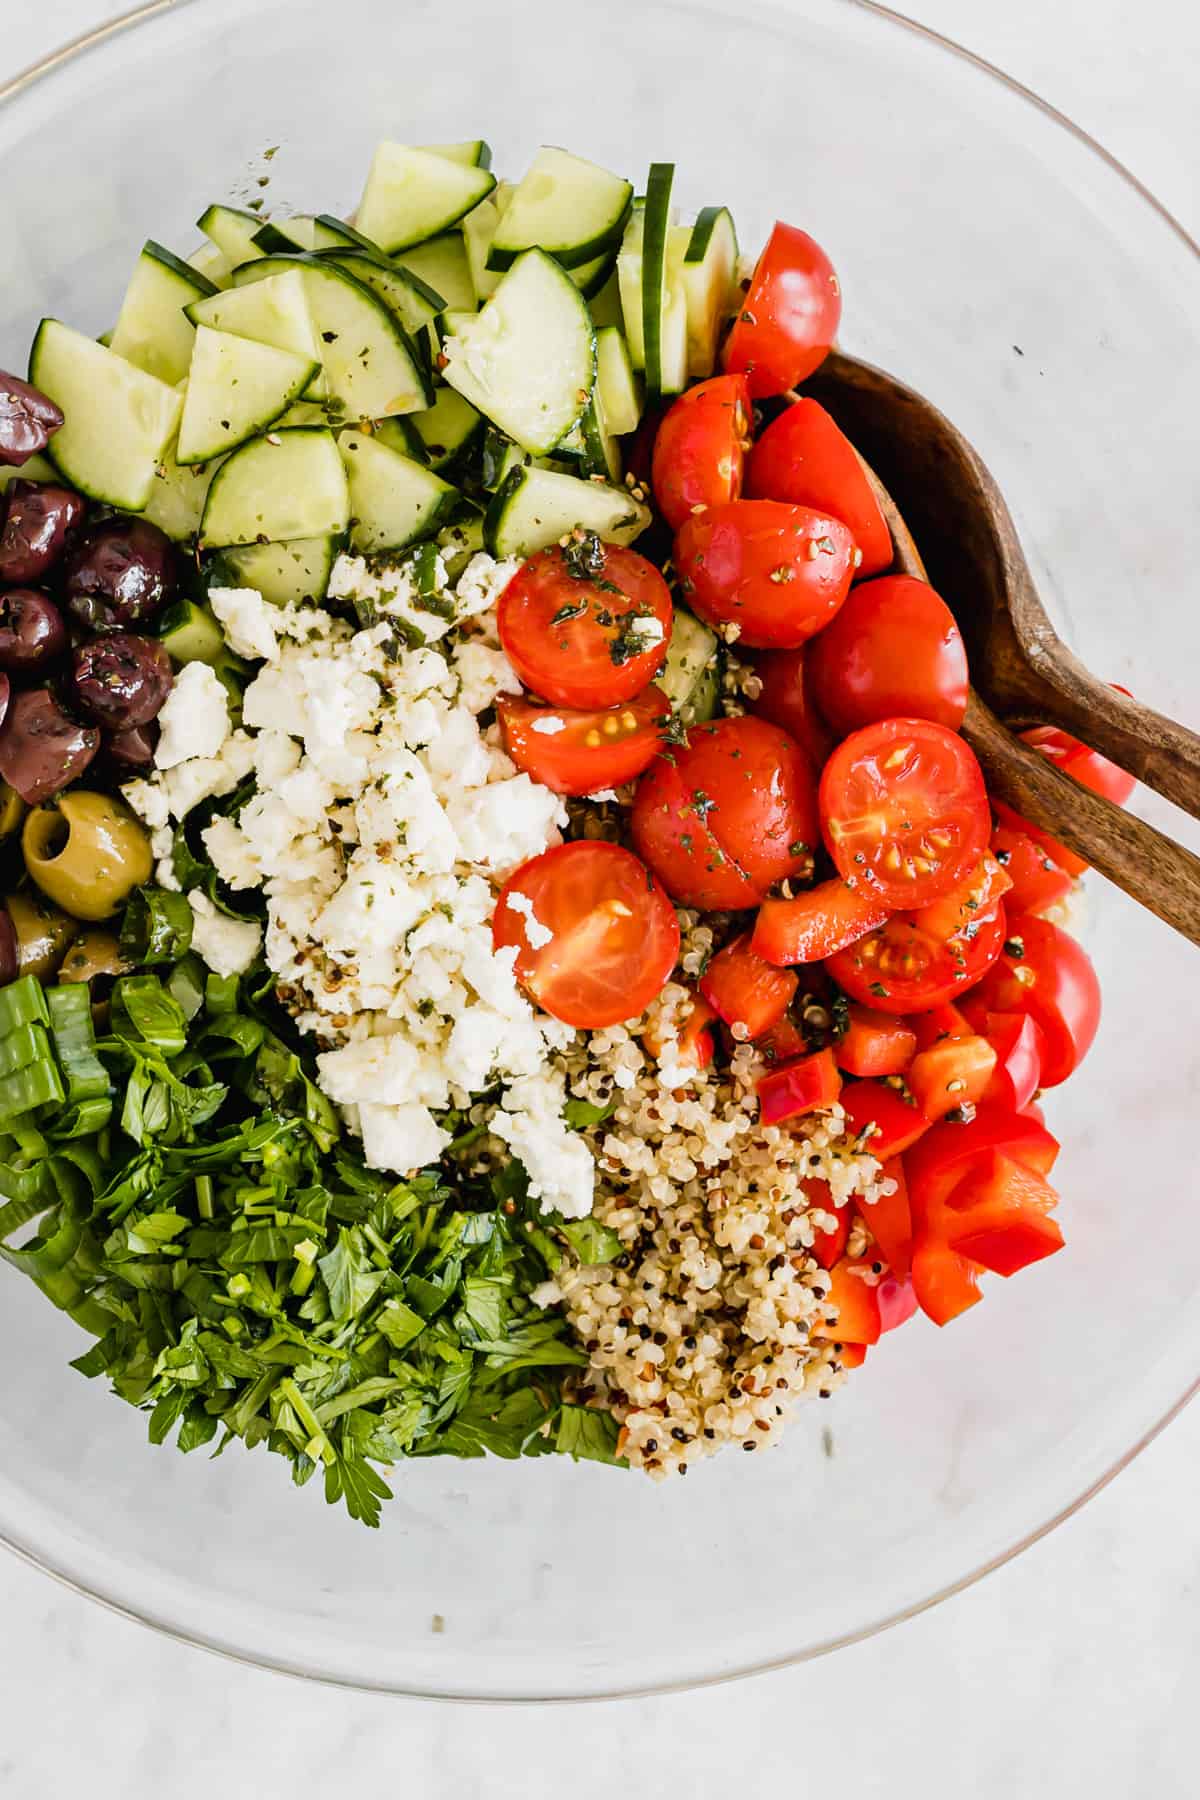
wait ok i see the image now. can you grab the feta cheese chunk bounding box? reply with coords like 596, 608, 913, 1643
208, 585, 279, 662
187, 891, 262, 978
492, 1071, 595, 1219
155, 662, 230, 769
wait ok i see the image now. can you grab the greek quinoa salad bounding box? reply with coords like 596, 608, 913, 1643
0, 140, 1121, 1522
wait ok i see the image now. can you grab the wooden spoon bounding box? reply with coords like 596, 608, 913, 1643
802, 350, 1200, 946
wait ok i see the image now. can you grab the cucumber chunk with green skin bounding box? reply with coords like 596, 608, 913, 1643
200, 427, 349, 546
142, 440, 221, 541
484, 464, 649, 559
442, 248, 595, 456
29, 320, 183, 511
309, 214, 381, 253
356, 142, 495, 253
617, 207, 647, 368
186, 269, 326, 394
589, 270, 625, 333
410, 386, 484, 470
373, 415, 428, 461
420, 140, 493, 169
678, 206, 739, 377
462, 186, 511, 304
570, 249, 619, 301
187, 241, 233, 289
595, 327, 642, 436
0, 453, 57, 497
109, 241, 218, 385
177, 327, 319, 465
656, 607, 720, 723
156, 596, 227, 664
314, 250, 445, 335
197, 204, 267, 267
642, 163, 688, 399
338, 430, 460, 555
395, 233, 476, 312
437, 512, 486, 579
487, 147, 632, 272
252, 215, 317, 253
211, 535, 340, 606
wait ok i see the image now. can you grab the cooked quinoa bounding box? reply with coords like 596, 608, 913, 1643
527, 921, 897, 1480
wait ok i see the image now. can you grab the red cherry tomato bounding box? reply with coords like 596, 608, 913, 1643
812, 1258, 882, 1347
632, 715, 819, 910
972, 913, 1100, 1087
747, 645, 834, 769
756, 1046, 842, 1124
497, 685, 668, 796
990, 824, 1074, 916
493, 841, 679, 1029
826, 903, 1008, 1016
820, 717, 991, 908
806, 575, 970, 736
834, 1004, 917, 1079
675, 500, 856, 650
839, 1079, 932, 1158
497, 542, 672, 709
651, 373, 751, 532
699, 931, 798, 1039
752, 877, 889, 967
746, 398, 892, 578
909, 1002, 972, 1052
722, 222, 842, 399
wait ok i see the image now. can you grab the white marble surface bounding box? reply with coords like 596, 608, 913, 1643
1, 1, 1198, 1792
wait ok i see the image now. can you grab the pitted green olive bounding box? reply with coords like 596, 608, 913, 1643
22, 790, 152, 921
0, 781, 26, 840
57, 930, 127, 985
5, 888, 76, 978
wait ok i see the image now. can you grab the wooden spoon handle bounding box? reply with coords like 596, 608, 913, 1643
1001, 640, 1200, 820
963, 691, 1200, 946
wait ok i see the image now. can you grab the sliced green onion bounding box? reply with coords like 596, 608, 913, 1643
0, 976, 50, 1038
46, 986, 110, 1104
0, 1057, 64, 1124
0, 1022, 53, 1079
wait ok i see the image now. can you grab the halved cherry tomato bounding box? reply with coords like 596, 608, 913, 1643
806, 1177, 850, 1270
993, 708, 1136, 877
754, 1012, 810, 1066
909, 1002, 971, 1052
651, 373, 751, 531
835, 1004, 917, 1078
643, 991, 717, 1073
675, 500, 857, 649
911, 852, 1013, 944
632, 715, 819, 909
807, 575, 970, 735
746, 398, 892, 578
700, 931, 798, 1038
722, 222, 841, 398
839, 1079, 931, 1158
943, 1152, 1064, 1276
497, 542, 672, 709
907, 1034, 997, 1121
826, 903, 1007, 1016
876, 1274, 919, 1334
747, 646, 835, 769
989, 824, 1074, 915
757, 1046, 841, 1123
493, 841, 679, 1029
820, 718, 991, 908
973, 914, 1100, 1087
812, 1258, 881, 1346
858, 1158, 913, 1278
751, 878, 889, 967
981, 1011, 1045, 1112
497, 685, 668, 796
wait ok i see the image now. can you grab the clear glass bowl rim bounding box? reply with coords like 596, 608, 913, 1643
0, 0, 1197, 1703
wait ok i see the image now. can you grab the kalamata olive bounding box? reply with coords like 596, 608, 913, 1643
0, 372, 64, 467
0, 481, 86, 584
0, 687, 99, 804
70, 631, 173, 731
62, 515, 178, 633
0, 588, 68, 674
0, 907, 18, 986
0, 673, 8, 732
103, 719, 158, 773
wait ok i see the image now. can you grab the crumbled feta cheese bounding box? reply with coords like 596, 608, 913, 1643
359, 1102, 449, 1174
121, 778, 170, 833
453, 640, 522, 713
453, 551, 521, 618
530, 715, 566, 735
628, 615, 665, 647
492, 1071, 595, 1218
503, 889, 554, 950
155, 662, 230, 768
208, 585, 279, 662
329, 551, 458, 646
187, 891, 262, 978
447, 774, 566, 874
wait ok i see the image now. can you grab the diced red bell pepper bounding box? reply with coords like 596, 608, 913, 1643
908, 1002, 972, 1053
856, 1157, 913, 1278
805, 1178, 850, 1269
912, 851, 1013, 943
905, 1105, 1061, 1231
643, 990, 717, 1071
751, 879, 890, 966
755, 1013, 810, 1065
837, 1342, 869, 1369
876, 1274, 919, 1334
700, 931, 798, 1039
835, 1004, 917, 1079
990, 824, 1075, 916
944, 1151, 1064, 1276
911, 1240, 983, 1326
982, 1010, 1045, 1111
757, 1046, 842, 1124
813, 1257, 882, 1346
907, 1033, 998, 1121
839, 1079, 931, 1157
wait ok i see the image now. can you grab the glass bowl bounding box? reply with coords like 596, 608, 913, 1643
1, 0, 1198, 1702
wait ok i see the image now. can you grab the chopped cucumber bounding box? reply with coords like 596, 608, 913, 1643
420, 140, 492, 169
309, 214, 380, 253
252, 215, 317, 253
356, 142, 495, 254
157, 596, 227, 665
276, 400, 335, 430
0, 453, 58, 496
484, 464, 649, 559
410, 386, 483, 470
479, 429, 570, 490
595, 327, 642, 436
488, 147, 632, 272
109, 241, 217, 385
187, 242, 233, 289
678, 206, 739, 377
373, 415, 428, 461
570, 249, 619, 301
396, 233, 476, 312
462, 186, 511, 304
642, 164, 687, 398
142, 439, 220, 541
617, 206, 646, 368
186, 269, 326, 392
657, 608, 720, 723
338, 430, 459, 554
212, 535, 339, 606
589, 271, 624, 333
442, 248, 594, 456
29, 320, 183, 510
314, 249, 444, 335
197, 204, 267, 267
578, 395, 622, 482
177, 326, 319, 465
437, 512, 485, 579
200, 427, 349, 546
